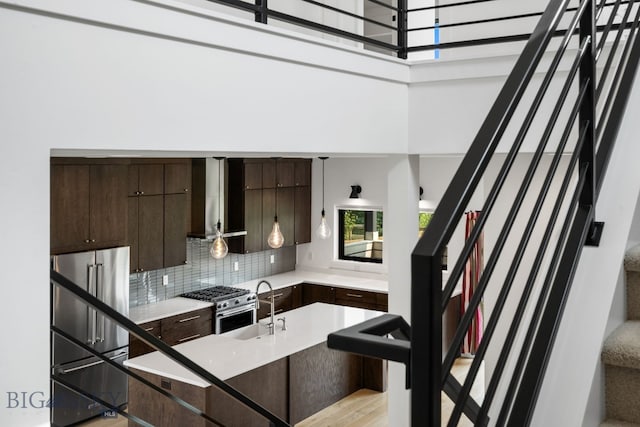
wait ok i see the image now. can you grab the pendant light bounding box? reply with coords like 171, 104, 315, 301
316, 157, 331, 239
210, 157, 229, 259
268, 158, 285, 249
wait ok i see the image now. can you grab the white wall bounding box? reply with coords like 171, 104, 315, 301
0, 1, 408, 425
530, 62, 640, 427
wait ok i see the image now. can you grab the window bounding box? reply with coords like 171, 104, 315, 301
338, 209, 383, 263
419, 211, 447, 270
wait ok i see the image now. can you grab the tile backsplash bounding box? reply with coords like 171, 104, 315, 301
129, 238, 296, 307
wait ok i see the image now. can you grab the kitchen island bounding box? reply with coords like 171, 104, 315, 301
124, 303, 386, 426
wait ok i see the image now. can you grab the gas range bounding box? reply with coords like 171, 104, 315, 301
180, 286, 257, 311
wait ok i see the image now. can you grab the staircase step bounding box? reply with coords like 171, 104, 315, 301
605, 363, 640, 424
601, 420, 640, 427
602, 321, 640, 370
624, 244, 640, 272
628, 271, 640, 321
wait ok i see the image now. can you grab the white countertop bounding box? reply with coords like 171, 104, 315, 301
227, 269, 388, 294
130, 269, 388, 324
129, 298, 214, 324
124, 303, 384, 387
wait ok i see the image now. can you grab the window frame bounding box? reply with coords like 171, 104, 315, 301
337, 208, 384, 264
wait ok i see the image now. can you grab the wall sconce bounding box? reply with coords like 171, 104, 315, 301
349, 185, 362, 199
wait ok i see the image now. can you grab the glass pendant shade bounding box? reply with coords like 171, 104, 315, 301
268, 217, 285, 249
316, 210, 331, 239
210, 224, 228, 260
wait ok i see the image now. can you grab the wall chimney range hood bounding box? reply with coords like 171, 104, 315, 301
190, 158, 247, 240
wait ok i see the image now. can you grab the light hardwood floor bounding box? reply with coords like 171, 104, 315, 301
296, 357, 484, 427
78, 358, 482, 427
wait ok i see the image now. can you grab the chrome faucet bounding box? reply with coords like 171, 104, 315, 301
256, 280, 275, 335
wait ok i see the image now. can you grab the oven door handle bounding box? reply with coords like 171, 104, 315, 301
217, 305, 255, 318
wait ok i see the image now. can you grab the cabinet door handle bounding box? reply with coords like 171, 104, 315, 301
184, 188, 188, 192
273, 293, 284, 299
139, 191, 145, 195
144, 327, 154, 332
347, 293, 363, 298
91, 239, 96, 243
178, 334, 200, 343
84, 239, 91, 243
178, 315, 201, 323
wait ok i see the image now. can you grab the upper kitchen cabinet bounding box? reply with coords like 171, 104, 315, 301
164, 193, 189, 267
129, 159, 191, 271
276, 159, 295, 187
164, 162, 191, 195
51, 159, 128, 254
294, 159, 311, 187
128, 164, 164, 196
225, 158, 313, 253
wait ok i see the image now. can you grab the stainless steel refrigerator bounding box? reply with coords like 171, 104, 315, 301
51, 246, 129, 426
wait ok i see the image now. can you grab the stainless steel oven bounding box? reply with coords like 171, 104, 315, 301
180, 286, 257, 334
215, 303, 257, 334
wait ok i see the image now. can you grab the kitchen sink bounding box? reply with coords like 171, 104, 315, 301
222, 323, 269, 340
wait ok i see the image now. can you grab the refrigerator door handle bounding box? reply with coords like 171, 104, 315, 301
87, 264, 97, 345
96, 263, 105, 343
56, 351, 128, 375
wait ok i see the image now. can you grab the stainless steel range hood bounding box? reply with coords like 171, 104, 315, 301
190, 158, 246, 240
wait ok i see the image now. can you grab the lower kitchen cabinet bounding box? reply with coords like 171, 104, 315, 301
301, 283, 335, 305
162, 308, 213, 346
257, 286, 294, 320
334, 287, 379, 311
129, 320, 162, 358
129, 308, 213, 358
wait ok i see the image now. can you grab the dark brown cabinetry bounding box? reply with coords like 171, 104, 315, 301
129, 307, 213, 358
257, 286, 295, 320
128, 164, 164, 196
161, 308, 213, 346
164, 193, 188, 267
301, 283, 336, 305
164, 163, 191, 195
226, 158, 312, 253
128, 195, 164, 273
129, 320, 162, 358
128, 340, 381, 427
128, 160, 190, 272
51, 160, 128, 254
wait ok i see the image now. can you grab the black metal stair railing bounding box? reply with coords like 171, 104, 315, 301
50, 270, 289, 427
329, 0, 640, 426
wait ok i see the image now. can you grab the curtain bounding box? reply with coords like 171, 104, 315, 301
461, 211, 484, 356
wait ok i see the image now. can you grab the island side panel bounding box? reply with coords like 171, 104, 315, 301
128, 368, 208, 427
289, 342, 363, 425
363, 358, 388, 392
206, 357, 289, 427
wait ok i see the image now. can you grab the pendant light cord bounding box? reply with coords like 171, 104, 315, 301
320, 156, 328, 216
218, 158, 222, 227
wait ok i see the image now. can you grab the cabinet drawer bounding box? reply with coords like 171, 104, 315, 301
162, 308, 213, 346
129, 320, 162, 358
257, 287, 293, 320
376, 293, 388, 312
335, 288, 377, 305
